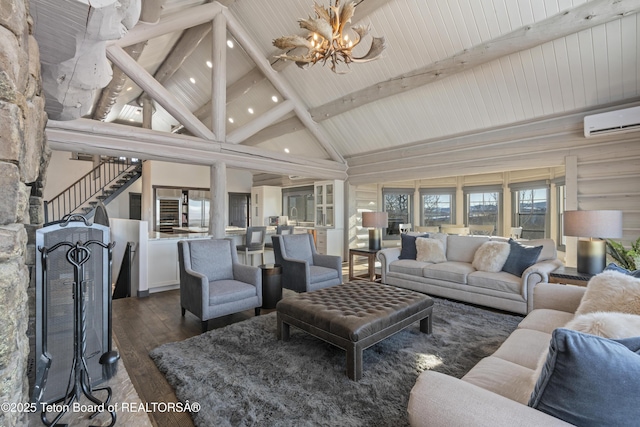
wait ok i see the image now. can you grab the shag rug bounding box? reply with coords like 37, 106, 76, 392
150, 298, 522, 427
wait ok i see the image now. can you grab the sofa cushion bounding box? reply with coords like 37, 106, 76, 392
309, 265, 340, 283
423, 262, 475, 284
416, 237, 447, 263
517, 309, 575, 334
446, 235, 490, 263
472, 241, 511, 272
467, 271, 521, 295
575, 270, 640, 315
492, 329, 553, 370
529, 329, 640, 427
501, 239, 543, 277
389, 259, 432, 276
399, 233, 429, 260
523, 238, 557, 262
209, 279, 257, 305
462, 356, 536, 405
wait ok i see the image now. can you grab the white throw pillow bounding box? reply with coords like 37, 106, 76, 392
471, 241, 510, 272
415, 237, 447, 263
575, 270, 640, 316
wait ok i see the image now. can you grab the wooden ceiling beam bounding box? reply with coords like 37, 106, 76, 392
46, 119, 347, 179
310, 0, 640, 121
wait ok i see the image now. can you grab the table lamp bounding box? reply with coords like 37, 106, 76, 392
362, 212, 388, 251
564, 210, 623, 275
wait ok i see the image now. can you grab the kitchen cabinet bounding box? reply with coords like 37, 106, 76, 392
314, 180, 343, 228
251, 186, 282, 226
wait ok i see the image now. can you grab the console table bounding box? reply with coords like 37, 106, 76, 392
348, 248, 380, 282
549, 266, 593, 287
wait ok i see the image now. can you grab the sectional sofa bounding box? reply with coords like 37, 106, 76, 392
408, 270, 640, 426
378, 234, 562, 315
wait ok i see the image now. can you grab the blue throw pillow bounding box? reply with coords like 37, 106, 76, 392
399, 234, 429, 260
501, 238, 542, 276
529, 329, 640, 427
604, 262, 640, 278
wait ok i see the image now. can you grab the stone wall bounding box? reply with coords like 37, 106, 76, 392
0, 0, 48, 426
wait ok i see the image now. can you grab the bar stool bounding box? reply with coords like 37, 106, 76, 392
237, 226, 266, 266
265, 225, 295, 250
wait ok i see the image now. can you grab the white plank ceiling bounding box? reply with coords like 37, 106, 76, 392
31, 0, 640, 175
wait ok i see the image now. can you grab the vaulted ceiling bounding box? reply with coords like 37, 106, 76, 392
31, 0, 640, 181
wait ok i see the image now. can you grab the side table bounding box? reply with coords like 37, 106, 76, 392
549, 266, 593, 287
348, 248, 380, 282
259, 264, 282, 310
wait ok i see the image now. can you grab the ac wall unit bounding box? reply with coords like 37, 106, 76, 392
584, 106, 640, 137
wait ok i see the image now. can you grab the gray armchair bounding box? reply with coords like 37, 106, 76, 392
178, 238, 262, 332
271, 233, 342, 293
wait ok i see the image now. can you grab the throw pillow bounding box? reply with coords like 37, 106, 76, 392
531, 312, 640, 389
415, 237, 447, 263
501, 238, 543, 277
575, 270, 640, 316
604, 262, 640, 278
471, 241, 510, 272
399, 233, 429, 260
528, 328, 640, 427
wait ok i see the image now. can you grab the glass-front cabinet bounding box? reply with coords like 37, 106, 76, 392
315, 181, 335, 227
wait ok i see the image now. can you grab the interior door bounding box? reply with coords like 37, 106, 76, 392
229, 193, 249, 227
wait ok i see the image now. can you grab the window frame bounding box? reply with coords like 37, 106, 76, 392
510, 180, 550, 240
382, 188, 414, 240
463, 185, 503, 232
419, 187, 456, 227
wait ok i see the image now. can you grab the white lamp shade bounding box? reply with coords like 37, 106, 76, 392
564, 210, 623, 238
362, 212, 388, 228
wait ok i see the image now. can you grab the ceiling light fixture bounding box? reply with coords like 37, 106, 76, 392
273, 0, 386, 73
227, 40, 234, 48
189, 77, 196, 84
206, 60, 212, 68
248, 107, 254, 114
284, 148, 290, 153
228, 117, 234, 123
272, 95, 279, 103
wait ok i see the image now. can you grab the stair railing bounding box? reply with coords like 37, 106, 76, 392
44, 158, 141, 224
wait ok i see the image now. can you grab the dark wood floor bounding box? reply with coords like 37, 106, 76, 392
112, 289, 272, 427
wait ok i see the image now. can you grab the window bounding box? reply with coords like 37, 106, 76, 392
510, 181, 549, 240
464, 186, 502, 231
383, 188, 413, 239
282, 186, 314, 223
556, 183, 566, 251
420, 188, 455, 226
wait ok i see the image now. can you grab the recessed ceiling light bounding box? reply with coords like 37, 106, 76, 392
129, 119, 134, 122
284, 148, 290, 153
227, 40, 234, 48
189, 77, 196, 84
228, 117, 234, 123
271, 95, 278, 103
248, 107, 254, 114
206, 60, 212, 68
126, 87, 132, 91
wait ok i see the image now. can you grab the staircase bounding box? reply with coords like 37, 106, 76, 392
44, 158, 142, 224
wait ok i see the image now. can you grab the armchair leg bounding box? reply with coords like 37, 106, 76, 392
201, 320, 208, 333
255, 307, 261, 316
181, 307, 186, 316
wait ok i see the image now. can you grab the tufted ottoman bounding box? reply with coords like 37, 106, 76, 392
276, 281, 434, 380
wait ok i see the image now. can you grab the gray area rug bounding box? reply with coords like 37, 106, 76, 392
150, 297, 523, 427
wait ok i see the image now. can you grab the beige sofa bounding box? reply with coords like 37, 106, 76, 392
378, 235, 562, 315
408, 273, 640, 426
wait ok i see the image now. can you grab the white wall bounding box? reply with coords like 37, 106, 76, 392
43, 151, 94, 201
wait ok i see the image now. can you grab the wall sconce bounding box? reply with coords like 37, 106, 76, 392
564, 210, 623, 275
362, 211, 388, 251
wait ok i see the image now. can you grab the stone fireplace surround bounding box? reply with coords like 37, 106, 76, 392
1, 1, 49, 426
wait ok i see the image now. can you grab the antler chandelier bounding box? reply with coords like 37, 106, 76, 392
272, 0, 386, 73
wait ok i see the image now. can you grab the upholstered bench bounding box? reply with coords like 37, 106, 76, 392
276, 281, 434, 380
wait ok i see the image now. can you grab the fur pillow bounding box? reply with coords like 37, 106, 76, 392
472, 241, 510, 272
575, 270, 640, 316
415, 237, 447, 263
